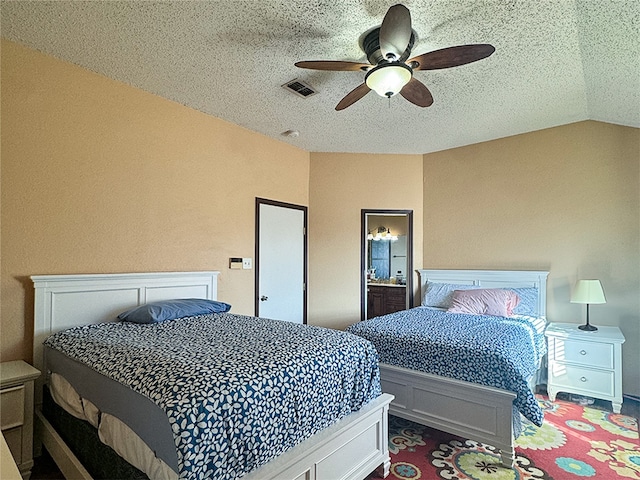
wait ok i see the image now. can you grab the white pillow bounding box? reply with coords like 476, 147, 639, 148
421, 281, 481, 308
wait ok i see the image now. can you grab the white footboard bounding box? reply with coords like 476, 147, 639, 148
37, 393, 393, 480
245, 393, 393, 480
380, 364, 516, 466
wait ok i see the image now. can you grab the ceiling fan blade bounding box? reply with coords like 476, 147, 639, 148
335, 83, 371, 111
400, 77, 434, 107
379, 4, 412, 60
408, 44, 495, 70
295, 60, 371, 71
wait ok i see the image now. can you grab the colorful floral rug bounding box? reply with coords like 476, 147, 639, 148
371, 394, 639, 479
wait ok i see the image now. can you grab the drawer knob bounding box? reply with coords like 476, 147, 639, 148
580, 376, 587, 382
580, 350, 587, 355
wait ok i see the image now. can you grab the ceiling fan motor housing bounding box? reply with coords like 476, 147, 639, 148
360, 27, 417, 65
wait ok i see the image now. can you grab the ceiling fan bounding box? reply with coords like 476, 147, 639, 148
295, 4, 495, 111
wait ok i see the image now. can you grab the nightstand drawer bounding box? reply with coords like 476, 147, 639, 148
549, 363, 614, 397
1, 360, 40, 478
0, 386, 24, 430
550, 338, 613, 369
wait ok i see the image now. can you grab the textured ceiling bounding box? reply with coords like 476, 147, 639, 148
2, 0, 639, 154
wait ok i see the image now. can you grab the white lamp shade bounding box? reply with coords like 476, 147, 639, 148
570, 279, 606, 304
365, 64, 412, 98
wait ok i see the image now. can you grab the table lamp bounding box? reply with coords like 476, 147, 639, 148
570, 279, 606, 331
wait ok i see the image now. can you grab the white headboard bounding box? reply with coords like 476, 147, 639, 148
32, 271, 220, 379
418, 269, 549, 317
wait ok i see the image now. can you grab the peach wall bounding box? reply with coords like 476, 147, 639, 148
1, 40, 309, 362
423, 121, 640, 396
2, 41, 638, 399
308, 153, 423, 330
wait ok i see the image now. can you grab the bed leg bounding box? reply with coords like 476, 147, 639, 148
500, 448, 515, 468
374, 457, 391, 478
33, 411, 43, 458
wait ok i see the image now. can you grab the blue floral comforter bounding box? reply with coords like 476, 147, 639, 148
44, 313, 382, 480
346, 307, 546, 434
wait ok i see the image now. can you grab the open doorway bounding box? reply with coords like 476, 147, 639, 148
361, 209, 413, 321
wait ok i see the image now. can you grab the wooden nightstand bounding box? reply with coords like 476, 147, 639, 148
545, 323, 625, 413
0, 361, 41, 479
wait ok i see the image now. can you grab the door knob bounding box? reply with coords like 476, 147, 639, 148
260, 295, 268, 301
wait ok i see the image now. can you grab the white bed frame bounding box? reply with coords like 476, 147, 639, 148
379, 269, 549, 467
32, 271, 392, 480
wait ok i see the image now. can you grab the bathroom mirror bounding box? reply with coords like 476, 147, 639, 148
361, 209, 413, 321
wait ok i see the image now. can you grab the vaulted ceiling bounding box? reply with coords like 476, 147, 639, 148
2, 1, 638, 154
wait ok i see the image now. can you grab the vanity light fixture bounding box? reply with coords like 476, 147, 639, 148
370, 226, 398, 241
384, 228, 398, 241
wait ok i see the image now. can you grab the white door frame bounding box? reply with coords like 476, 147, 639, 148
255, 198, 308, 323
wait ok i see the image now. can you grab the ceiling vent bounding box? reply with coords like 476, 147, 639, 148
282, 79, 317, 98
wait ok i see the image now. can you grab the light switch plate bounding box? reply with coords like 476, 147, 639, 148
229, 257, 243, 269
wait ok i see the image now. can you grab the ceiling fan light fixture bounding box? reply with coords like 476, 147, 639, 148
365, 63, 412, 98
295, 5, 494, 110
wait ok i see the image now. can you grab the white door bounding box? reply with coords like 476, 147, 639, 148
256, 199, 307, 323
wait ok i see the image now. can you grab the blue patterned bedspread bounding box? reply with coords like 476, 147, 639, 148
346, 307, 545, 432
44, 313, 382, 480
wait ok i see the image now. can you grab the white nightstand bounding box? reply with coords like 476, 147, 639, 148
0, 361, 41, 480
545, 323, 625, 413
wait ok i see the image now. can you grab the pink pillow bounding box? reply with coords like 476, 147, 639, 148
447, 289, 520, 317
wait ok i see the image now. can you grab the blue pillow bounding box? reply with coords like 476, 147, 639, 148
118, 298, 231, 324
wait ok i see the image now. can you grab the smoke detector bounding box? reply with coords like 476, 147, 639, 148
281, 129, 300, 138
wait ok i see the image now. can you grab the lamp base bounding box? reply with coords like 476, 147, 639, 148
578, 323, 598, 332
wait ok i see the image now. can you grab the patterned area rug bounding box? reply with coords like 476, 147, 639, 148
373, 395, 639, 479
